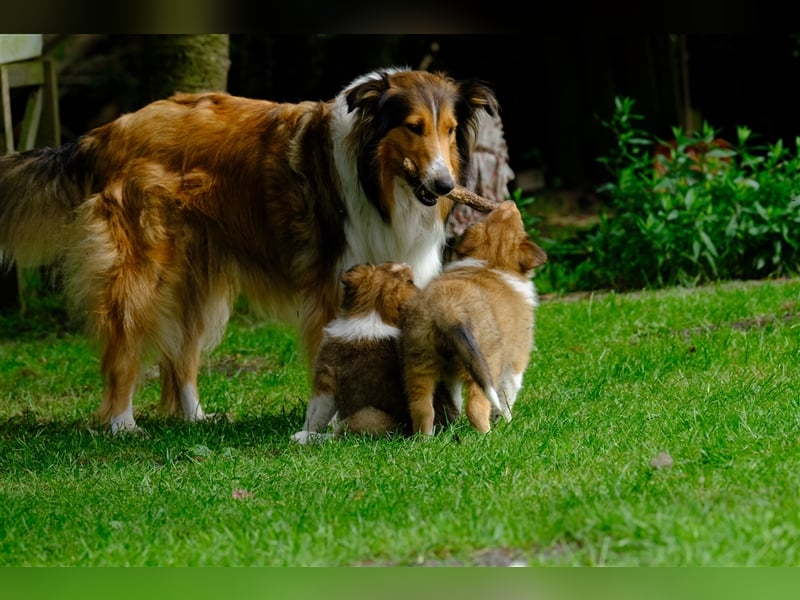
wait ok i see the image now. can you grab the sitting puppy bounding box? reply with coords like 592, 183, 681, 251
291, 262, 420, 444
401, 201, 548, 436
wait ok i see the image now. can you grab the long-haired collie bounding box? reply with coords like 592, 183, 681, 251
400, 201, 547, 436
0, 67, 498, 434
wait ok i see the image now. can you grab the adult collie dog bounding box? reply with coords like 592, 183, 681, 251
0, 67, 498, 434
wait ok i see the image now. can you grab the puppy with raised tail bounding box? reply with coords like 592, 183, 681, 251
400, 201, 547, 436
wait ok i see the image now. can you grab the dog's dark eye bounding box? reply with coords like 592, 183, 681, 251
406, 123, 424, 136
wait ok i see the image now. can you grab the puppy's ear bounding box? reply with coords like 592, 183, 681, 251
519, 240, 548, 273
340, 264, 373, 311
389, 262, 415, 285
454, 224, 484, 259
341, 264, 371, 287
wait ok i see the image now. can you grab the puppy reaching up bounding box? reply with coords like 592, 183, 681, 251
400, 201, 547, 436
291, 262, 420, 444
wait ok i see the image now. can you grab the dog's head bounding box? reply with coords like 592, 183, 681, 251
454, 201, 548, 276
345, 68, 498, 221
340, 261, 419, 326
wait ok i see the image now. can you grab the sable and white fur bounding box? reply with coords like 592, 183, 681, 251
400, 201, 547, 435
291, 261, 419, 444
0, 67, 497, 434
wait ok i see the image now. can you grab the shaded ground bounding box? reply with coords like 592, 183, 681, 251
518, 174, 602, 242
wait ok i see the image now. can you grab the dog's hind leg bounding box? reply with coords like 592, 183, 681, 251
159, 353, 207, 422
65, 174, 153, 433
97, 331, 145, 435
483, 383, 512, 423
495, 370, 524, 419
154, 304, 205, 422
291, 392, 337, 444
431, 379, 463, 430
158, 284, 234, 424
405, 372, 438, 436
292, 354, 338, 444
464, 382, 493, 433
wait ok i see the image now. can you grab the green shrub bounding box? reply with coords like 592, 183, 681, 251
544, 96, 800, 293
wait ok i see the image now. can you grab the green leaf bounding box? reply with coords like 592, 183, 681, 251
683, 187, 697, 210
725, 214, 739, 238
699, 230, 718, 257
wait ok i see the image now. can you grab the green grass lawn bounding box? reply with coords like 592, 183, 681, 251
0, 277, 798, 566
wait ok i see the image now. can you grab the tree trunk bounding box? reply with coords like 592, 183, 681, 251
141, 34, 230, 101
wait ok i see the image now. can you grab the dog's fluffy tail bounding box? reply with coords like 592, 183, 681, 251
0, 140, 96, 268
447, 323, 506, 417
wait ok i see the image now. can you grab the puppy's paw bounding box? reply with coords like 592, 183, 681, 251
110, 421, 147, 437
290, 430, 311, 444
199, 412, 232, 424
291, 430, 334, 445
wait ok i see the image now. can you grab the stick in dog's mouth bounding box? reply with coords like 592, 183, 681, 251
402, 158, 502, 214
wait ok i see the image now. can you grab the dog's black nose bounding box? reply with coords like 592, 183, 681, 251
433, 175, 455, 196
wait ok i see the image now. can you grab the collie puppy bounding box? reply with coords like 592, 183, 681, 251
291, 261, 419, 445
400, 201, 547, 436
0, 67, 498, 434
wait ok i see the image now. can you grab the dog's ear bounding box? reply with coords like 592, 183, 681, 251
519, 239, 548, 273
454, 78, 499, 183
458, 79, 499, 117
345, 73, 391, 114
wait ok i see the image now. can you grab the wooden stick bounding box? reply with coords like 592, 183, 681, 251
402, 158, 502, 213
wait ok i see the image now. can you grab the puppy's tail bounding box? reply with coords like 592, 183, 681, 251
447, 323, 508, 418
0, 139, 97, 269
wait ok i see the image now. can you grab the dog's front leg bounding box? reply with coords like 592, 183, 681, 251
291, 393, 337, 444
99, 343, 144, 435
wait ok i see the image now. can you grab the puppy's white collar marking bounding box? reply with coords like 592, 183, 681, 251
444, 258, 537, 307
496, 271, 537, 308
445, 257, 486, 272
324, 311, 399, 342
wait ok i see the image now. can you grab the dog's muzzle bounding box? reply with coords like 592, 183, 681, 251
413, 182, 439, 206
403, 158, 441, 207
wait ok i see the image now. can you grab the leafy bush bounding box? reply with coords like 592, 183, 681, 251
543, 96, 800, 293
